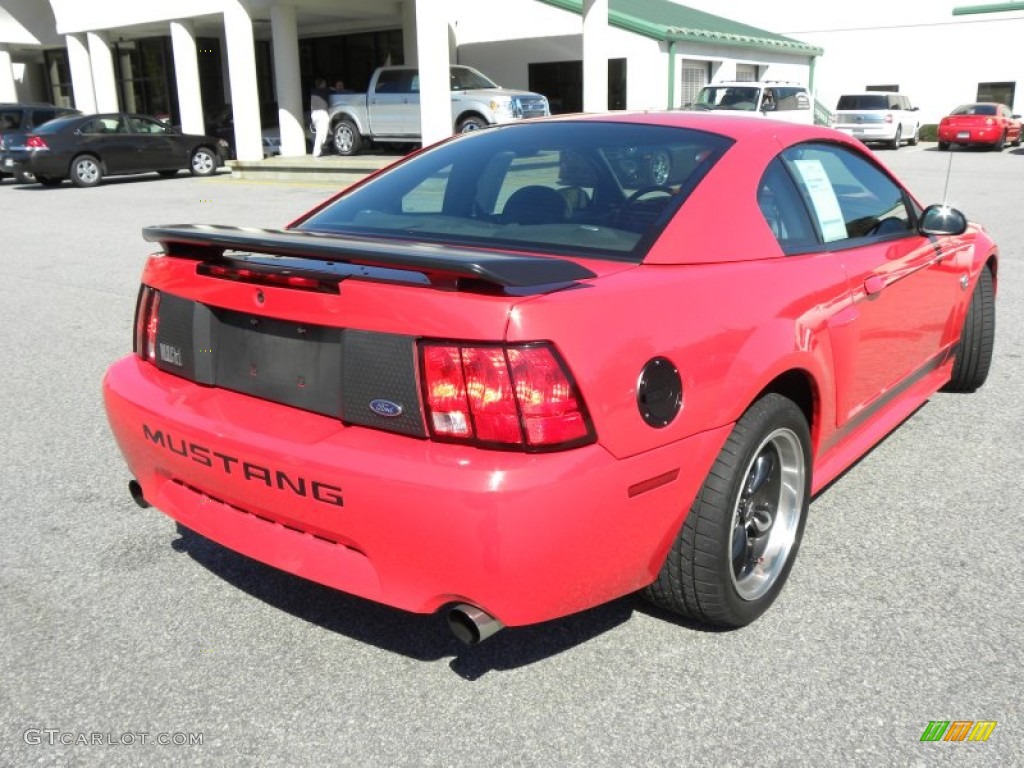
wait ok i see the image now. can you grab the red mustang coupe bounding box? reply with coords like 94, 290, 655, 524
103, 113, 997, 644
937, 102, 1022, 150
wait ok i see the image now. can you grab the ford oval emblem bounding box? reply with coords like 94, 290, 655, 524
369, 399, 404, 418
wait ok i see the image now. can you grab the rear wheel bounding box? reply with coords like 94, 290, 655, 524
70, 155, 102, 187
332, 119, 363, 156
992, 131, 1007, 152
938, 141, 950, 151
943, 267, 995, 393
889, 126, 902, 150
644, 393, 811, 627
189, 147, 217, 176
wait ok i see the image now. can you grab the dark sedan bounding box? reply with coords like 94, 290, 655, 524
6, 112, 230, 187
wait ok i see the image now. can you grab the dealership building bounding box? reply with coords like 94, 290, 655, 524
0, 0, 821, 159
4, 0, 1022, 159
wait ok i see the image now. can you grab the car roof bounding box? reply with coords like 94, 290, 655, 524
527, 110, 837, 145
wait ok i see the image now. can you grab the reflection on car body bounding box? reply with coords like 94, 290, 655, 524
103, 113, 997, 645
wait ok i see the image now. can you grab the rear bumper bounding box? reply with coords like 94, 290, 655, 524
835, 124, 898, 142
937, 125, 1003, 144
103, 356, 730, 626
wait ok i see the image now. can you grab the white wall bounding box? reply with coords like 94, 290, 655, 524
682, 0, 1024, 122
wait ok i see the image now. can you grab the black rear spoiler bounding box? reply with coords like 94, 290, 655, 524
142, 224, 597, 288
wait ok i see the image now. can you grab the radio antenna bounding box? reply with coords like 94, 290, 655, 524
941, 148, 954, 204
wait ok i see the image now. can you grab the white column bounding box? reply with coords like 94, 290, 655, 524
270, 3, 305, 156
0, 46, 17, 102
87, 31, 119, 112
415, 0, 451, 146
66, 34, 97, 113
582, 0, 608, 112
222, 3, 263, 161
170, 20, 206, 135
402, 0, 418, 65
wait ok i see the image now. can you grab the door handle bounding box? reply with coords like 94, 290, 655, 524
863, 275, 885, 296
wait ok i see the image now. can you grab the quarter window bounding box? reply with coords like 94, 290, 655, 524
779, 143, 916, 245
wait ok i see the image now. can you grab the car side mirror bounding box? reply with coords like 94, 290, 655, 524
919, 204, 967, 236
761, 103, 776, 113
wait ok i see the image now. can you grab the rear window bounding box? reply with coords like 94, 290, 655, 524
34, 116, 81, 134
297, 121, 733, 262
951, 104, 997, 116
836, 94, 890, 110
0, 110, 24, 130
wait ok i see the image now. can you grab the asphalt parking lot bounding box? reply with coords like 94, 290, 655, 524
1, 143, 1022, 767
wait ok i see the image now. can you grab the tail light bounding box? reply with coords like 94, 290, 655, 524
134, 286, 160, 362
985, 117, 995, 126
884, 114, 893, 123
26, 135, 48, 150
420, 341, 595, 451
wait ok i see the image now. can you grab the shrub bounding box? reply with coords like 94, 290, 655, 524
918, 124, 938, 142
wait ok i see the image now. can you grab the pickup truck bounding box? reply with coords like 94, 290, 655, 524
326, 65, 550, 155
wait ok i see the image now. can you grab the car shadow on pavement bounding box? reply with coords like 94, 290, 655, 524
171, 523, 636, 678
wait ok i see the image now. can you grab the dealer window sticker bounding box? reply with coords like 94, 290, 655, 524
791, 158, 848, 242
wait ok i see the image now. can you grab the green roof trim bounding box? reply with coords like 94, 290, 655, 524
952, 2, 1024, 13
536, 0, 823, 56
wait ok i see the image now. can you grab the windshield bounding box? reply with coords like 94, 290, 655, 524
694, 86, 762, 111
296, 121, 733, 263
451, 67, 499, 91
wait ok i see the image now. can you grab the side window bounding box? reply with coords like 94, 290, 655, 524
89, 117, 125, 133
774, 88, 809, 111
128, 116, 170, 134
757, 158, 819, 252
781, 143, 916, 244
374, 70, 402, 94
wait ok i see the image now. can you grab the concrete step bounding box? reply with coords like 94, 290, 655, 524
227, 152, 404, 184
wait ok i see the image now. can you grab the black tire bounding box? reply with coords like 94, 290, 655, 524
889, 126, 902, 150
645, 393, 811, 627
158, 169, 179, 178
938, 141, 950, 151
992, 131, 1006, 152
456, 115, 488, 133
36, 175, 62, 187
332, 119, 363, 156
943, 267, 995, 393
189, 147, 218, 176
69, 155, 102, 187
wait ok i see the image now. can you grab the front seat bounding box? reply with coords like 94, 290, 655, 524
501, 185, 570, 225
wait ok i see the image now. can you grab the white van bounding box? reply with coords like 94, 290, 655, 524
688, 81, 814, 125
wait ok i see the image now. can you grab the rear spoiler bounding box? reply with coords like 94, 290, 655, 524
142, 224, 597, 288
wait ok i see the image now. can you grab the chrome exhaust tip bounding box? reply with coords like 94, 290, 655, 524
447, 603, 504, 645
128, 479, 150, 509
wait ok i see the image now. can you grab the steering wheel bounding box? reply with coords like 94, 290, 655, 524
625, 185, 675, 206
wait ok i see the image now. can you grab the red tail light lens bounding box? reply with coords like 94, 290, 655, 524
420, 341, 594, 451
134, 286, 160, 362
26, 135, 48, 150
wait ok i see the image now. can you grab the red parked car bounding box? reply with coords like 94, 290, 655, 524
937, 102, 1022, 150
103, 113, 997, 644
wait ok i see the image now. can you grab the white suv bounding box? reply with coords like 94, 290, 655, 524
688, 81, 814, 125
833, 92, 920, 149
